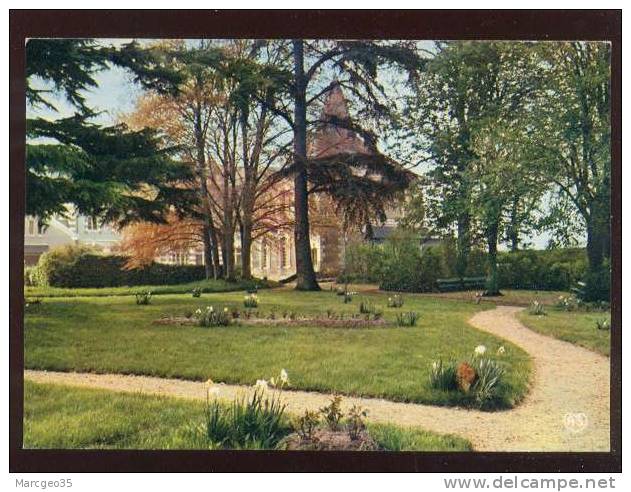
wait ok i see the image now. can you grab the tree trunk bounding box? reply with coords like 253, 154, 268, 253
202, 224, 215, 280
292, 39, 320, 291
586, 213, 605, 273
484, 221, 501, 296
241, 215, 253, 280
508, 197, 520, 252
456, 213, 471, 278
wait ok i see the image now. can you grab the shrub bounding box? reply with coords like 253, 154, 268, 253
395, 311, 419, 327
195, 306, 231, 327
36, 245, 206, 288
455, 361, 477, 392
528, 300, 546, 316
295, 410, 320, 440
387, 294, 404, 308
205, 387, 290, 449
576, 266, 611, 302
320, 395, 344, 431
346, 405, 368, 440
135, 291, 152, 305
191, 287, 202, 298
24, 266, 41, 287
429, 360, 458, 391
337, 242, 385, 283
471, 358, 505, 408
243, 294, 258, 308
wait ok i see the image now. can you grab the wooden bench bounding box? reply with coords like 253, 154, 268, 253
437, 276, 487, 292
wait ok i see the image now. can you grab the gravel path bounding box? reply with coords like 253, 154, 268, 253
24, 306, 610, 451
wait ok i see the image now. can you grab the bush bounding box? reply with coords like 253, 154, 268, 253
577, 266, 610, 302
36, 245, 207, 288
338, 242, 385, 283
528, 300, 546, 316
471, 358, 505, 409
319, 395, 344, 431
24, 266, 41, 287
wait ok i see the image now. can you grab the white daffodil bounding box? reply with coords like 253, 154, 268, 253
474, 345, 487, 356
195, 309, 202, 315
224, 307, 229, 312
255, 379, 268, 390
497, 346, 506, 355
269, 377, 277, 387
280, 369, 289, 384
431, 361, 439, 371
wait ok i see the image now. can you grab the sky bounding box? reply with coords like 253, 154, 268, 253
27, 38, 556, 249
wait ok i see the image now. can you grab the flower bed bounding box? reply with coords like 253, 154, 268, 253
154, 315, 387, 329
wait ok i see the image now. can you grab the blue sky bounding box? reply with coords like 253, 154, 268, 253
27, 38, 556, 249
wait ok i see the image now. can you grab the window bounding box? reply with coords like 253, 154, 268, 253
280, 237, 288, 269
261, 241, 268, 270
311, 247, 319, 270
85, 216, 100, 231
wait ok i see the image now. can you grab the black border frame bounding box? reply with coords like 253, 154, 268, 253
9, 9, 622, 473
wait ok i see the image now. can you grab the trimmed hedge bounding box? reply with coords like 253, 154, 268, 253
339, 233, 589, 293
35, 245, 206, 288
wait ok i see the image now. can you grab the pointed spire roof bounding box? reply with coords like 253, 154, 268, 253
310, 83, 370, 158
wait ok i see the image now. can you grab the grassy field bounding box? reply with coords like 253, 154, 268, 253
25, 278, 275, 298
518, 309, 611, 356
23, 381, 472, 451
24, 288, 531, 409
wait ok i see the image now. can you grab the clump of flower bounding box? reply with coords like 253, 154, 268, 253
470, 357, 504, 408
429, 359, 457, 391
556, 294, 579, 312
135, 291, 152, 305
528, 300, 546, 316
456, 361, 477, 393
195, 306, 231, 327
595, 318, 610, 331
191, 287, 202, 298
244, 293, 259, 308
396, 311, 419, 327
497, 346, 506, 356
387, 294, 404, 308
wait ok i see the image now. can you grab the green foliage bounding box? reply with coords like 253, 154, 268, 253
204, 388, 290, 449
498, 248, 587, 291
26, 39, 194, 223
396, 311, 420, 327
338, 242, 384, 283
24, 266, 42, 287
35, 245, 207, 288
346, 404, 368, 440
319, 395, 344, 431
577, 266, 611, 302
191, 288, 202, 298
429, 360, 458, 391
595, 319, 610, 331
135, 291, 152, 305
471, 358, 506, 409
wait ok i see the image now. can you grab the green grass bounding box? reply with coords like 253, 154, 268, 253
518, 309, 611, 356
25, 278, 276, 298
23, 381, 471, 451
25, 288, 531, 409
415, 289, 570, 307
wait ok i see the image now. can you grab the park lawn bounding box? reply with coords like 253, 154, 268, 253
25, 278, 276, 298
23, 381, 472, 451
517, 309, 611, 356
24, 289, 531, 409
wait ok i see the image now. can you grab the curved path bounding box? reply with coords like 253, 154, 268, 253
24, 306, 610, 451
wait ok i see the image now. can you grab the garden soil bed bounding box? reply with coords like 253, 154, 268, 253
281, 429, 378, 451
153, 316, 387, 329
